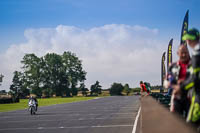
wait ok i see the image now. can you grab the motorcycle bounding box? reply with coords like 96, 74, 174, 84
28, 99, 36, 115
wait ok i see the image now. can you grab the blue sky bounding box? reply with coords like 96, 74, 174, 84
1, 0, 200, 47
0, 0, 200, 90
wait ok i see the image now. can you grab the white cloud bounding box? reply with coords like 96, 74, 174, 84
0, 24, 170, 91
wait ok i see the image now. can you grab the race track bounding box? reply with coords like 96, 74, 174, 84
0, 96, 140, 133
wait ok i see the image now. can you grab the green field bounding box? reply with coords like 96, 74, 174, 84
0, 96, 98, 112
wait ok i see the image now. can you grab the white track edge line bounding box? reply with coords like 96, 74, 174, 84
132, 107, 141, 133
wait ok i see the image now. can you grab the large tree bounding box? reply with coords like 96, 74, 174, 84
62, 52, 86, 96
21, 54, 43, 97
10, 71, 29, 98
42, 53, 65, 96
16, 51, 86, 97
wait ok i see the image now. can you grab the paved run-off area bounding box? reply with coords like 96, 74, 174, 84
0, 96, 140, 133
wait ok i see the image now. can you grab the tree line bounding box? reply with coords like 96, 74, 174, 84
8, 51, 146, 98
10, 51, 86, 98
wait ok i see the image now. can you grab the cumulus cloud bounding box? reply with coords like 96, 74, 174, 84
0, 24, 169, 91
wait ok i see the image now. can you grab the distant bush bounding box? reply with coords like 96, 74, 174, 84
61, 95, 73, 98
100, 90, 110, 96
41, 96, 51, 98
132, 87, 141, 92
109, 83, 124, 96
0, 97, 20, 104
14, 97, 20, 103
87, 94, 98, 97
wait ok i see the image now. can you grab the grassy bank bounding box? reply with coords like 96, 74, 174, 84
0, 96, 98, 112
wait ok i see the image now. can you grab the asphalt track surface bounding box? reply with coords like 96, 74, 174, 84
0, 96, 140, 133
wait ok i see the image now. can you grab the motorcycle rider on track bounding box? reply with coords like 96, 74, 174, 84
29, 96, 38, 111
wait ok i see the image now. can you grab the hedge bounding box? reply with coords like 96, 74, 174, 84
0, 97, 20, 104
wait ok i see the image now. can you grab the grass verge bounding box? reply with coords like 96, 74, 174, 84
0, 96, 98, 112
